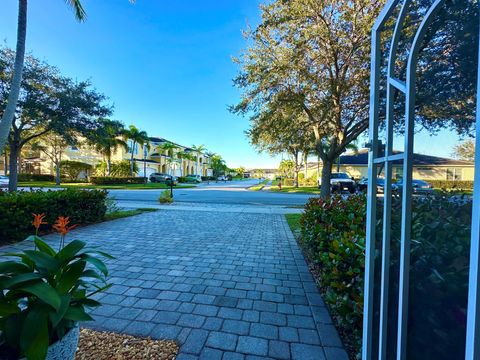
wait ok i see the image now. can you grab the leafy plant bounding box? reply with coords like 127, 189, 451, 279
0, 215, 113, 360
300, 193, 472, 359
60, 160, 92, 181
158, 190, 173, 204
0, 189, 107, 244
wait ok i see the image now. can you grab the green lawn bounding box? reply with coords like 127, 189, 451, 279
104, 208, 158, 221
270, 185, 319, 194
17, 181, 197, 190
285, 213, 302, 238
249, 179, 269, 191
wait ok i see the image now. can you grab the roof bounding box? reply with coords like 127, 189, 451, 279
134, 159, 160, 164
308, 149, 474, 168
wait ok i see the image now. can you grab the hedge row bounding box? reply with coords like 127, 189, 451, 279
89, 176, 145, 185
300, 194, 471, 358
17, 173, 55, 182
0, 189, 107, 244
427, 179, 474, 189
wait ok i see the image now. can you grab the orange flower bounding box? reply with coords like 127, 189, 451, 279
32, 213, 47, 231
52, 216, 78, 236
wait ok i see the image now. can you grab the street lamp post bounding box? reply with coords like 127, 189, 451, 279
143, 144, 148, 185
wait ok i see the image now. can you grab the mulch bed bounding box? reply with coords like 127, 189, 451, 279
75, 329, 179, 360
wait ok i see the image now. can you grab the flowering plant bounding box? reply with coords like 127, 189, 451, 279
0, 215, 113, 360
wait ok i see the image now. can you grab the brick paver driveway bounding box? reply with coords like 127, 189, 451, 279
5, 209, 347, 360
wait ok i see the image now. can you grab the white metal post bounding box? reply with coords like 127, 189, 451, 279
465, 9, 480, 359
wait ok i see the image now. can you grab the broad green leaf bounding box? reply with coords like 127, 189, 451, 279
20, 308, 49, 360
74, 298, 100, 308
64, 306, 93, 321
20, 282, 61, 310
57, 240, 86, 262
83, 249, 115, 259
23, 250, 59, 272
82, 269, 105, 281
84, 256, 108, 276
34, 238, 56, 257
57, 261, 86, 294
0, 273, 42, 289
0, 300, 20, 316
0, 261, 31, 274
50, 294, 71, 327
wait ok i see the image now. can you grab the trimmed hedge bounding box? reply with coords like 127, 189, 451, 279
0, 189, 107, 244
300, 194, 471, 358
89, 176, 145, 185
427, 179, 473, 189
17, 173, 55, 182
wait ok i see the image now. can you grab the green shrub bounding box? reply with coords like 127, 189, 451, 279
159, 190, 173, 204
426, 179, 473, 189
300, 194, 471, 358
177, 176, 187, 183
0, 189, 107, 244
60, 160, 92, 180
0, 231, 112, 359
89, 176, 144, 185
17, 173, 55, 182
201, 176, 215, 181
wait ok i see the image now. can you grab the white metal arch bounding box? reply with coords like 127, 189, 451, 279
362, 1, 478, 360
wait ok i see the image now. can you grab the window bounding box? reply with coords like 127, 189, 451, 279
70, 145, 79, 151
446, 168, 462, 181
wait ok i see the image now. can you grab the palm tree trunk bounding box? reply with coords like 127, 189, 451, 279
107, 157, 111, 176
0, 0, 28, 154
8, 144, 19, 192
4, 151, 8, 176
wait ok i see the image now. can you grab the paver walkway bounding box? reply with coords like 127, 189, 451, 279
3, 208, 347, 360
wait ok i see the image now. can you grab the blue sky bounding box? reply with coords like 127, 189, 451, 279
0, 0, 466, 168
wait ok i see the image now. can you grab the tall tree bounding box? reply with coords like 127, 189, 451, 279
248, 107, 314, 188
452, 139, 475, 162
0, 48, 111, 191
31, 133, 69, 185
88, 119, 127, 176
123, 125, 149, 176
156, 141, 178, 175
191, 144, 206, 175
232, 0, 384, 198
0, 0, 87, 155
210, 154, 227, 178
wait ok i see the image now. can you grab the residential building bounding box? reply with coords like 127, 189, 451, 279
304, 149, 475, 181
1, 136, 213, 179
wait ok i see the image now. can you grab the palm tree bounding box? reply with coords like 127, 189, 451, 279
191, 144, 206, 175
157, 141, 178, 175
123, 125, 149, 176
90, 119, 128, 176
0, 0, 87, 155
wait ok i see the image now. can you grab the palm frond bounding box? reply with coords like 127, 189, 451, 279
64, 0, 87, 21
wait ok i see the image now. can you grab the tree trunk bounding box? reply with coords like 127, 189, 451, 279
304, 153, 308, 185
130, 141, 136, 176
55, 161, 61, 185
4, 151, 8, 175
0, 0, 28, 154
8, 145, 19, 192
107, 157, 111, 176
320, 159, 333, 199
293, 151, 299, 188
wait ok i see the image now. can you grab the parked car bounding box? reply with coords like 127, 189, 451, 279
357, 177, 399, 194
149, 173, 177, 186
319, 172, 356, 193
0, 175, 8, 189
217, 175, 227, 181
185, 174, 202, 183
396, 179, 434, 194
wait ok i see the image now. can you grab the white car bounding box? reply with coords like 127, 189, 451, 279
0, 175, 9, 189
217, 175, 227, 181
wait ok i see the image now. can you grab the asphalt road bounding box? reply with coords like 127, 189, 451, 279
109, 179, 315, 207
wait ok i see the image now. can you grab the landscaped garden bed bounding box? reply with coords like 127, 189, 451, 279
76, 329, 178, 360
289, 193, 472, 359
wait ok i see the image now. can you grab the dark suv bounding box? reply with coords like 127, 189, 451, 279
149, 173, 177, 186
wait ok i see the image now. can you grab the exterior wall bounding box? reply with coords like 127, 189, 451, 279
305, 163, 474, 181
